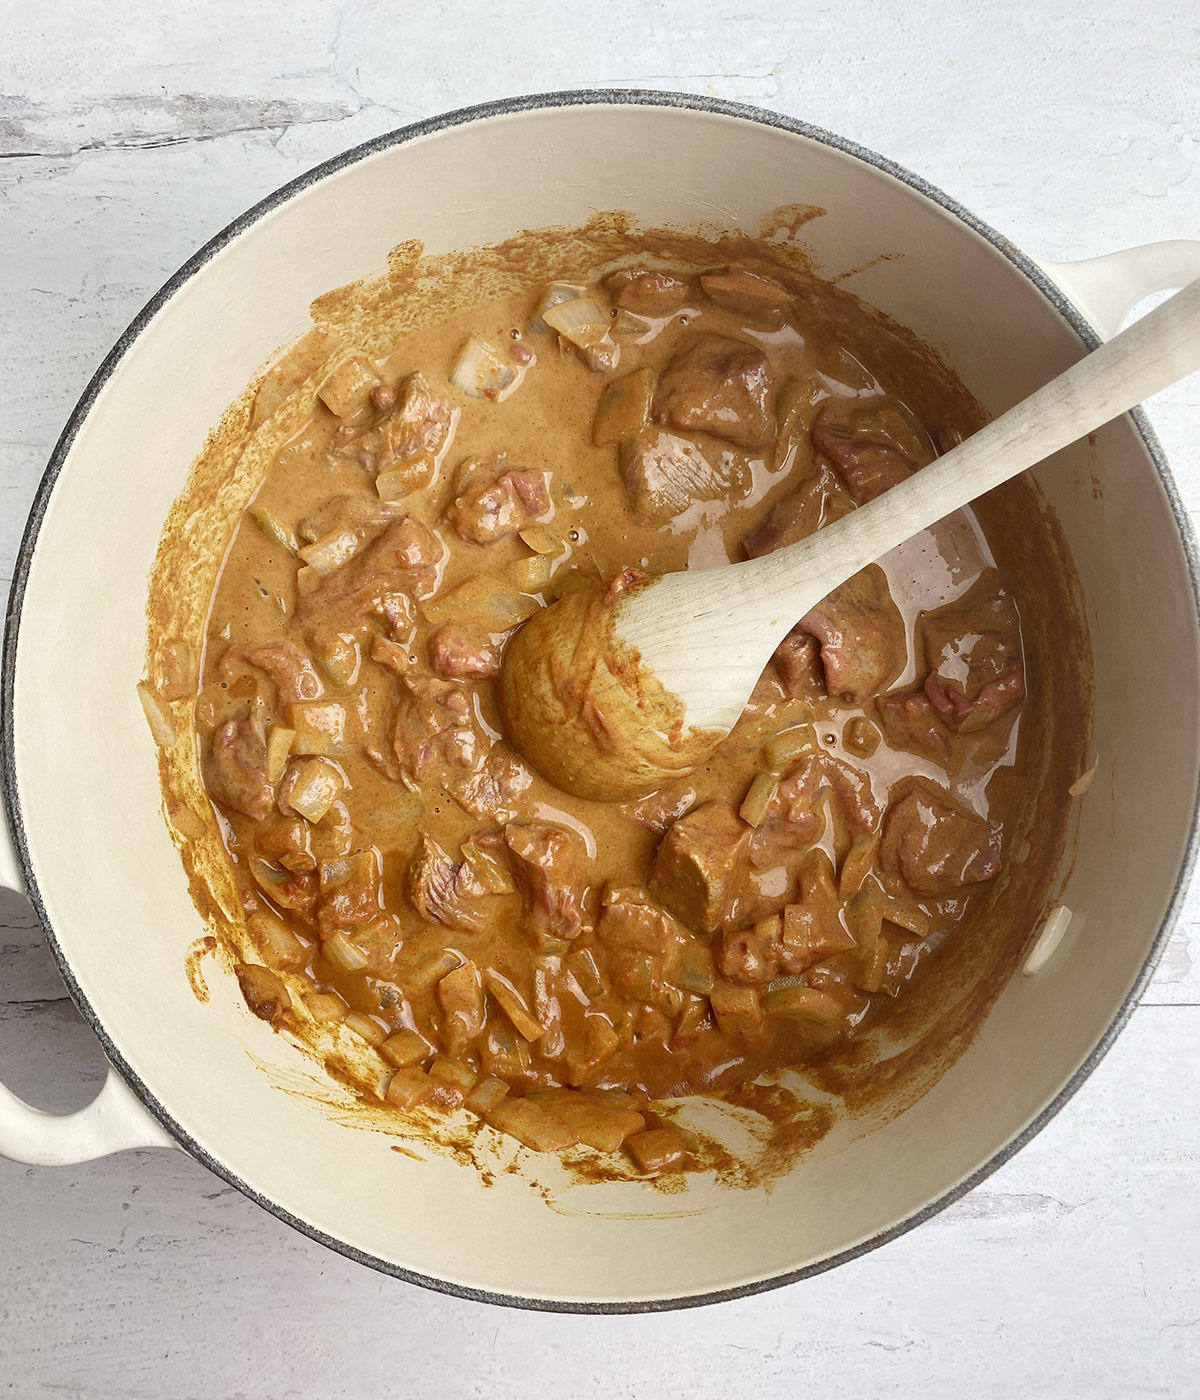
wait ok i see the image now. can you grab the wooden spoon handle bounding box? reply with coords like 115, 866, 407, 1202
621, 275, 1200, 732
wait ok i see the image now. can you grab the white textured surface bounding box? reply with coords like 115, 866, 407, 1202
2, 2, 1199, 1393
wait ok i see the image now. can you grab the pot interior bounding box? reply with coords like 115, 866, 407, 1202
6, 98, 1198, 1306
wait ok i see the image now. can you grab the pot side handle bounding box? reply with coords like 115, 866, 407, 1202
0, 1067, 177, 1165
0, 811, 178, 1164
1035, 240, 1200, 342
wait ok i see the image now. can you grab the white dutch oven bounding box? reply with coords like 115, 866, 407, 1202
2, 92, 1199, 1311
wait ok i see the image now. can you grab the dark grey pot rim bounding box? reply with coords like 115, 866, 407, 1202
3, 87, 1198, 1315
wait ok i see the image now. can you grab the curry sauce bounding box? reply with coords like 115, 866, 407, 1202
146, 226, 1084, 1179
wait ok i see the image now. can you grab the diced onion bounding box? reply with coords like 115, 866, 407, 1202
429, 1055, 476, 1091
566, 948, 605, 1000
1069, 763, 1098, 797
511, 554, 553, 592
249, 506, 299, 555
136, 682, 175, 747
838, 834, 881, 900
763, 725, 815, 772
385, 1065, 433, 1110
611, 309, 651, 337
449, 335, 518, 402
306, 991, 347, 1023
319, 849, 377, 893
315, 634, 360, 687
381, 1030, 430, 1068
624, 1126, 689, 1173
369, 634, 411, 673
324, 931, 369, 973
248, 858, 311, 912
376, 468, 414, 502
286, 701, 346, 755
1023, 905, 1073, 975
761, 985, 844, 1025
160, 639, 197, 700
518, 525, 559, 555
298, 528, 361, 576
486, 1099, 578, 1153
265, 727, 295, 784
248, 910, 307, 970
465, 1076, 510, 1115
669, 941, 715, 995
344, 1011, 388, 1046
286, 757, 343, 822
484, 970, 545, 1042
408, 950, 461, 990
882, 896, 932, 937
527, 282, 586, 334
317, 353, 382, 417
739, 772, 777, 828
542, 298, 609, 346
461, 839, 515, 894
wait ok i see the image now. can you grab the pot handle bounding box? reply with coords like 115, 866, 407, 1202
0, 810, 178, 1163
1035, 240, 1200, 342
0, 1067, 177, 1165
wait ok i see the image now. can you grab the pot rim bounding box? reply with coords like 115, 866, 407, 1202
3, 87, 1198, 1314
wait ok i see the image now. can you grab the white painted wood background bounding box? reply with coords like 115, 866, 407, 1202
2, 2, 1198, 1394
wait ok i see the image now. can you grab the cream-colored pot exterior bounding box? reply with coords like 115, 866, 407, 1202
3, 94, 1200, 1310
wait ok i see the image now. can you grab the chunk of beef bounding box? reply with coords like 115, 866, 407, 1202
407, 834, 492, 933
597, 888, 690, 955
384, 516, 447, 600
392, 675, 485, 780
295, 493, 402, 546
616, 781, 698, 834
921, 572, 1025, 731
427, 621, 503, 679
316, 850, 382, 936
874, 689, 952, 762
450, 743, 534, 821
618, 429, 743, 525
444, 460, 551, 546
240, 643, 324, 704
876, 573, 1025, 761
812, 400, 934, 505
771, 628, 825, 698
205, 714, 273, 821
605, 268, 691, 316
437, 960, 486, 1059
718, 852, 853, 983
749, 753, 879, 870
298, 514, 446, 635
743, 466, 853, 559
653, 333, 776, 451
348, 371, 457, 489
718, 922, 779, 984
699, 267, 792, 317
798, 565, 906, 703
503, 822, 589, 947
648, 801, 751, 934
255, 817, 315, 873
779, 849, 858, 971
880, 781, 1001, 895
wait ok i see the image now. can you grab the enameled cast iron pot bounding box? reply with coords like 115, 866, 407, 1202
3, 92, 1200, 1311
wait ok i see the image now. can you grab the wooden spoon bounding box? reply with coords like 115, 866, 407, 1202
501, 277, 1200, 801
